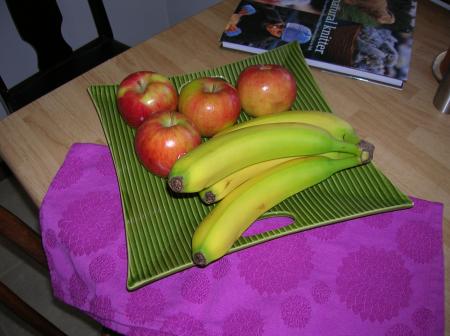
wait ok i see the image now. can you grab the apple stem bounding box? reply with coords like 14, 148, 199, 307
168, 176, 184, 193
169, 111, 175, 127
205, 82, 218, 94
138, 79, 147, 92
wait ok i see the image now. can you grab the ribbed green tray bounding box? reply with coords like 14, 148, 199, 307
88, 42, 412, 290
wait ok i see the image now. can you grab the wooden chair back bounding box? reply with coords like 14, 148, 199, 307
0, 0, 129, 114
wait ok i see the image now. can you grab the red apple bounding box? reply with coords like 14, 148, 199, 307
237, 64, 297, 117
117, 71, 178, 128
134, 111, 201, 177
178, 77, 241, 137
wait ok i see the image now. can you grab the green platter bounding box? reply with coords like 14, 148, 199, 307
88, 42, 412, 291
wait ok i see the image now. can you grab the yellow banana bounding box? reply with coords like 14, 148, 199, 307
199, 152, 354, 204
215, 110, 360, 144
199, 157, 295, 204
192, 154, 371, 266
168, 122, 371, 193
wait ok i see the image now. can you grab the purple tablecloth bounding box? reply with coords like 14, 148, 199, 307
40, 143, 445, 336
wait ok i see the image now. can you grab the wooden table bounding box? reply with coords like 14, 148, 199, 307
1, 0, 449, 331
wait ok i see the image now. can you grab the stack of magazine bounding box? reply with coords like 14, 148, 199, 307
220, 0, 418, 89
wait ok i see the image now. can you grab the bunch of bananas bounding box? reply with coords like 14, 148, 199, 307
167, 110, 374, 267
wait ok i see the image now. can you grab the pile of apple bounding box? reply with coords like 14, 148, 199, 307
116, 65, 297, 177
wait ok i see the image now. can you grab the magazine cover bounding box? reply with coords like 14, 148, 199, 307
221, 0, 418, 87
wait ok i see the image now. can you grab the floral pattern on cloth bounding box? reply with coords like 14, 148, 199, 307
40, 143, 445, 336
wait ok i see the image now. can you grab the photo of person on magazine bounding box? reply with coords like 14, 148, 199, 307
223, 1, 316, 49
265, 22, 312, 44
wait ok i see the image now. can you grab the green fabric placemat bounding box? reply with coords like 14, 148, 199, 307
88, 42, 412, 290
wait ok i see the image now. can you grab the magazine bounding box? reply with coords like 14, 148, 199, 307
220, 0, 418, 89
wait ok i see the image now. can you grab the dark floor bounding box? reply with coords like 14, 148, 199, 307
0, 175, 101, 336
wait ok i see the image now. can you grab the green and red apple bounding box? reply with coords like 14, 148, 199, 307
134, 111, 201, 177
178, 77, 241, 137
117, 71, 178, 128
237, 64, 297, 117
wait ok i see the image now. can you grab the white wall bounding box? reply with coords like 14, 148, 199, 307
0, 0, 221, 119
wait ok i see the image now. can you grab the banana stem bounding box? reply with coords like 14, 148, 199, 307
202, 191, 216, 204
169, 176, 184, 193
193, 252, 207, 267
359, 140, 375, 163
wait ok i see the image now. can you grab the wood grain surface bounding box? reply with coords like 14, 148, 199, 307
0, 0, 449, 332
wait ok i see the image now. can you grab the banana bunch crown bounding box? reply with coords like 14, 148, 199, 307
164, 109, 374, 267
